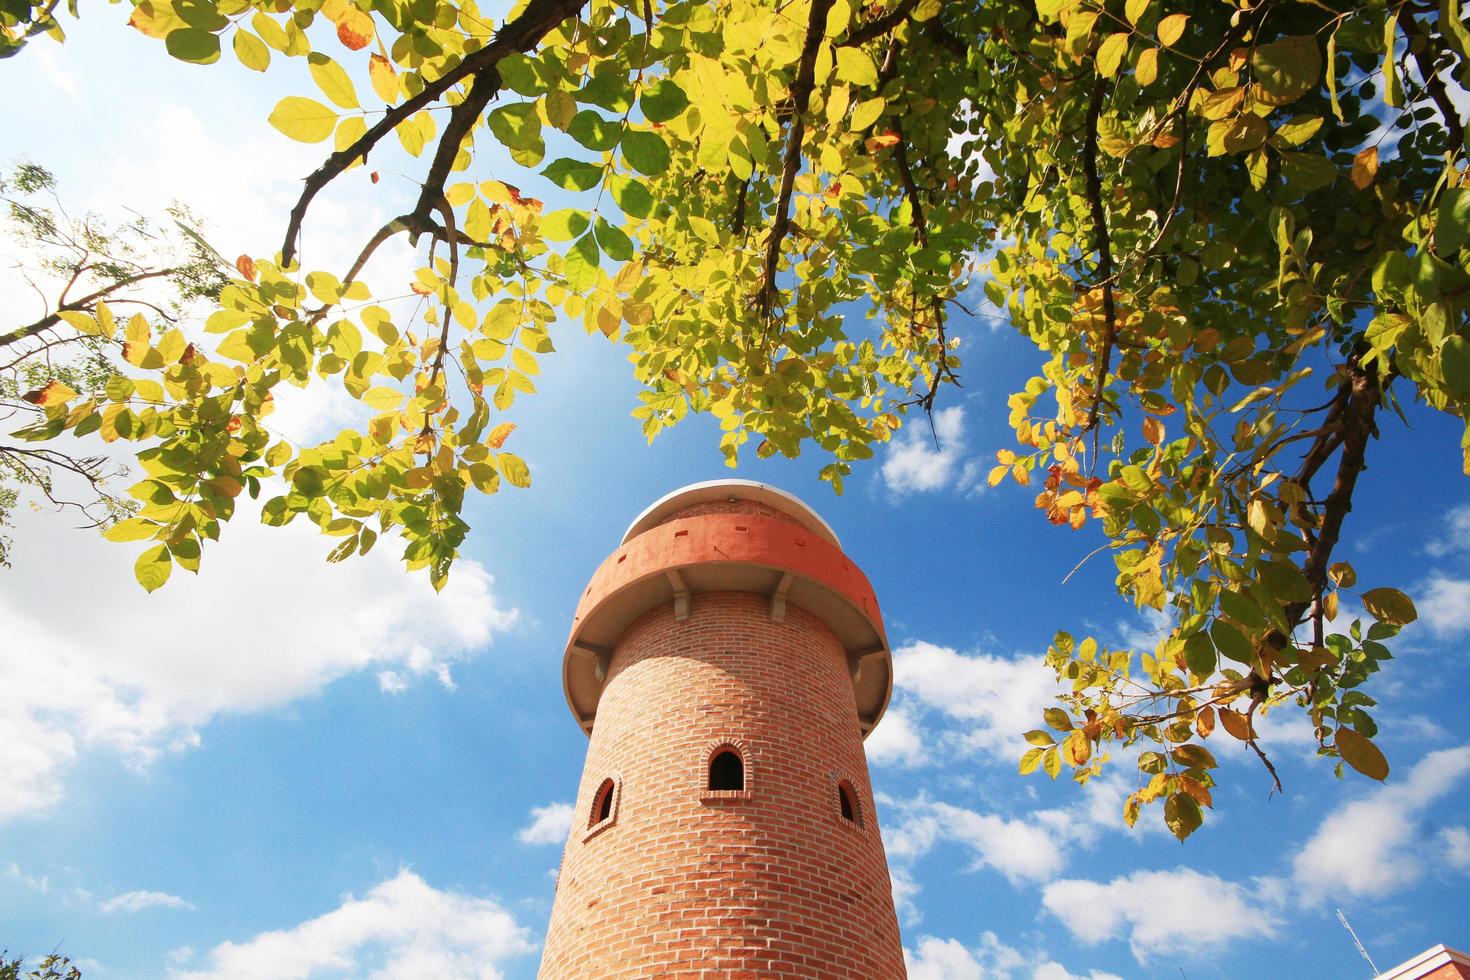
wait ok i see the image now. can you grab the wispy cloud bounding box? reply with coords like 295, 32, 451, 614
0, 495, 517, 821
906, 931, 1123, 980
1042, 868, 1283, 963
101, 890, 194, 913
882, 407, 983, 496
1293, 745, 1470, 899
516, 802, 574, 846
169, 870, 533, 979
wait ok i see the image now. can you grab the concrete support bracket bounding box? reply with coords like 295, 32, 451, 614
769, 572, 794, 623
666, 568, 690, 621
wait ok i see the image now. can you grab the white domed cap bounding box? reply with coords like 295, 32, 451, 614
620, 479, 841, 548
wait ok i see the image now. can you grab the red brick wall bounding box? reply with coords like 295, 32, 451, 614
539, 592, 906, 978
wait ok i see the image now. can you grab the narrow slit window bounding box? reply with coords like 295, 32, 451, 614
591, 778, 615, 826
838, 782, 857, 823
708, 748, 744, 791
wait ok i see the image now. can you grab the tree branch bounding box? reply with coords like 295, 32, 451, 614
1081, 77, 1116, 432
840, 0, 921, 47
0, 267, 186, 350
280, 0, 588, 265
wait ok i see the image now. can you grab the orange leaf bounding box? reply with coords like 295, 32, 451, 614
864, 131, 901, 153
1218, 706, 1254, 741
1351, 146, 1378, 190
21, 379, 78, 407
1142, 416, 1163, 444
336, 7, 374, 50
236, 254, 257, 282
410, 281, 434, 296
487, 422, 516, 449
370, 171, 380, 184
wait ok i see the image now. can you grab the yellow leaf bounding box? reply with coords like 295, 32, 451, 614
1136, 46, 1159, 86
1157, 12, 1188, 47
1096, 33, 1128, 79
987, 464, 1009, 487
309, 53, 360, 110
362, 386, 403, 410
369, 53, 398, 104
1336, 726, 1389, 780
487, 422, 516, 449
269, 96, 339, 143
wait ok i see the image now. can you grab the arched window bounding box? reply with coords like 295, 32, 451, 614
590, 778, 616, 827
838, 781, 858, 824
708, 748, 744, 791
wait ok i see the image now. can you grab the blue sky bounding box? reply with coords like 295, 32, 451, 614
3, 9, 1470, 979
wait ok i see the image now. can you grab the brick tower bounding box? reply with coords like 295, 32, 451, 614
539, 480, 906, 978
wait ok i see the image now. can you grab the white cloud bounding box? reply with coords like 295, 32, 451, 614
891, 641, 1062, 764
6, 860, 50, 893
170, 869, 534, 980
906, 932, 1122, 980
0, 496, 517, 821
889, 865, 923, 927
866, 704, 928, 768
1442, 826, 1470, 870
516, 802, 573, 846
1293, 745, 1470, 899
1042, 868, 1282, 963
1426, 502, 1470, 556
884, 799, 1068, 885
1417, 575, 1470, 636
883, 406, 976, 495
101, 890, 194, 913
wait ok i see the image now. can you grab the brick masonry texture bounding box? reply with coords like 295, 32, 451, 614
539, 503, 907, 980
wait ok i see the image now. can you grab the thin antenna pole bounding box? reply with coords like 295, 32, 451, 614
1337, 907, 1380, 976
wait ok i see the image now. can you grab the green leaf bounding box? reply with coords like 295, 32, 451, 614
1043, 706, 1073, 731
1183, 631, 1217, 676
541, 209, 590, 242
1336, 726, 1390, 780
622, 130, 670, 176
594, 216, 634, 261
499, 452, 531, 488
1361, 587, 1417, 626
1164, 791, 1203, 840
165, 27, 221, 64
610, 175, 654, 219
639, 78, 689, 122
488, 102, 542, 151
308, 52, 359, 109
1210, 619, 1255, 665
564, 231, 600, 291
1442, 336, 1470, 399
134, 544, 172, 592
1138, 750, 1167, 774
1252, 35, 1320, 106
232, 28, 269, 71
1170, 743, 1217, 770
1279, 152, 1337, 192
269, 96, 338, 143
1438, 188, 1470, 254
544, 157, 603, 192
569, 110, 621, 151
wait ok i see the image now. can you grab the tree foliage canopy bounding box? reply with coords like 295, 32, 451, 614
5, 0, 1470, 836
